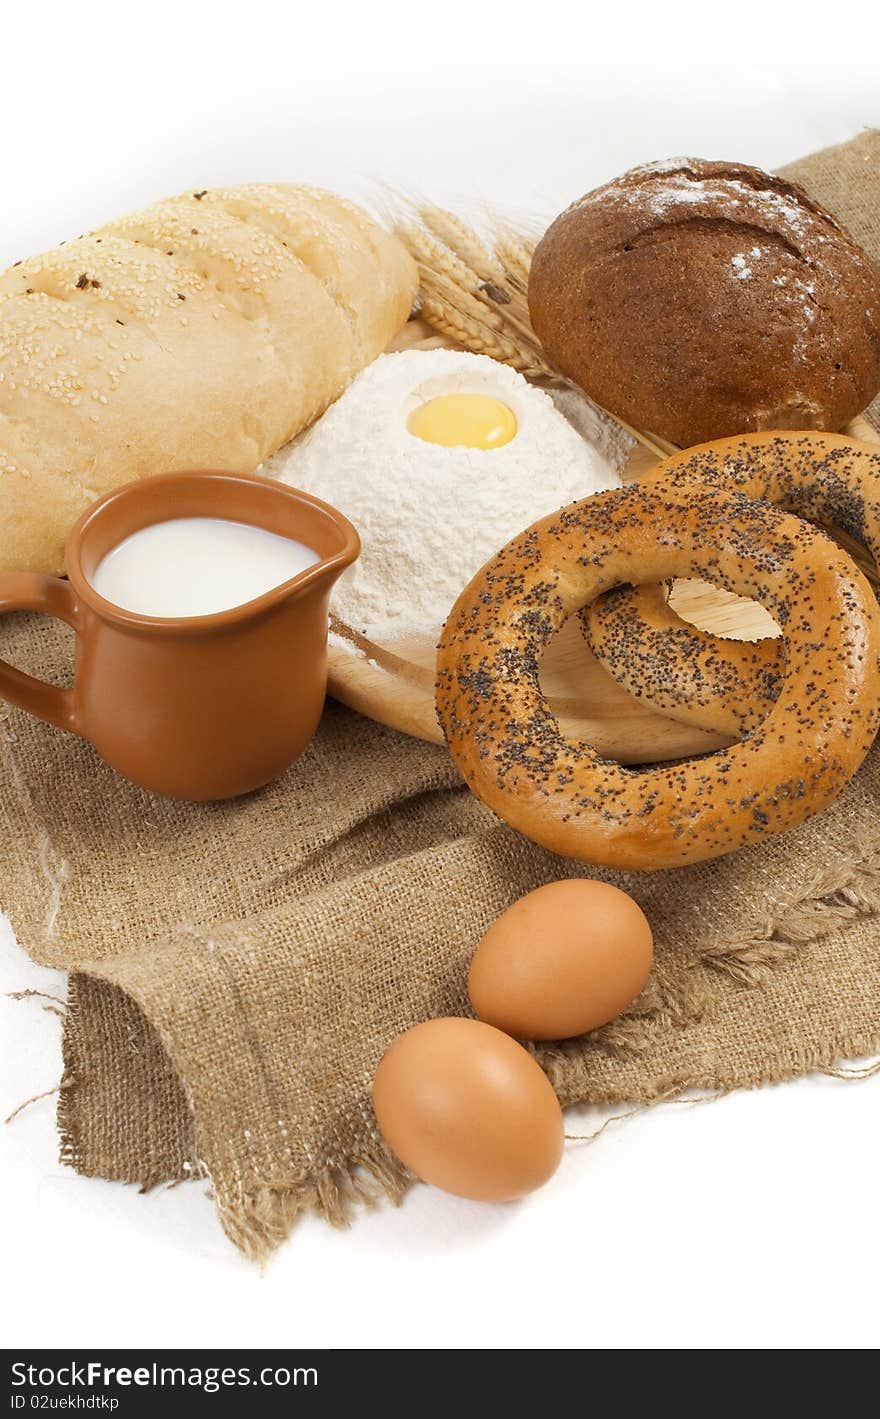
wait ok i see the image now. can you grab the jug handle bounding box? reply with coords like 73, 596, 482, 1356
0, 574, 81, 734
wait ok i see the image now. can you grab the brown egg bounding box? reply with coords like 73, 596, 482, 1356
468, 879, 653, 1041
372, 1017, 564, 1202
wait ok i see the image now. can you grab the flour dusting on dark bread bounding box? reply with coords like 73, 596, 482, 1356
528, 158, 880, 446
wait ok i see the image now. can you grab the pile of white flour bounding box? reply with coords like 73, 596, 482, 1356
267, 349, 629, 644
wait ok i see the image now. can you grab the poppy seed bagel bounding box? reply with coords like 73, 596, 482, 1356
435, 479, 880, 871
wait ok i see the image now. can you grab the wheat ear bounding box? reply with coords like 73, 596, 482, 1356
419, 207, 506, 287
493, 231, 535, 293
419, 297, 555, 379
396, 223, 479, 295
400, 219, 535, 341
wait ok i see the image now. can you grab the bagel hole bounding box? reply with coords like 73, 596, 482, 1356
666, 578, 780, 641
537, 610, 740, 767
538, 573, 790, 767
539, 520, 876, 767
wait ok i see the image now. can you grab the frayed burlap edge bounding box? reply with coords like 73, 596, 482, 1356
55, 977, 203, 1192
50, 837, 880, 1264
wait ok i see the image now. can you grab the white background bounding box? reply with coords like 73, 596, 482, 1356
2, 1, 879, 1351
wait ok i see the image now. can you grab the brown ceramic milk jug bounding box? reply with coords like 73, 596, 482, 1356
0, 471, 359, 799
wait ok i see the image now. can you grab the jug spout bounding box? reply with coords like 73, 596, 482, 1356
273, 482, 360, 604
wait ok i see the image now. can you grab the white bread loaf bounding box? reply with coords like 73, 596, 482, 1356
0, 184, 418, 572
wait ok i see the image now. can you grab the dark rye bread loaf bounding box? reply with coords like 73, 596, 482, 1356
528, 158, 880, 447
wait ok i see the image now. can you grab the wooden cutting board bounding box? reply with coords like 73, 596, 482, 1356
327, 415, 880, 764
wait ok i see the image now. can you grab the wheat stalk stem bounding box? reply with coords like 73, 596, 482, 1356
493, 231, 535, 291
419, 297, 552, 378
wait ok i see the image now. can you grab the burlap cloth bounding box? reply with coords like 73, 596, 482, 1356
3, 133, 880, 1260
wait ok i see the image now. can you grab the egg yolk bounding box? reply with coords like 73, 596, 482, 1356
407, 393, 517, 449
